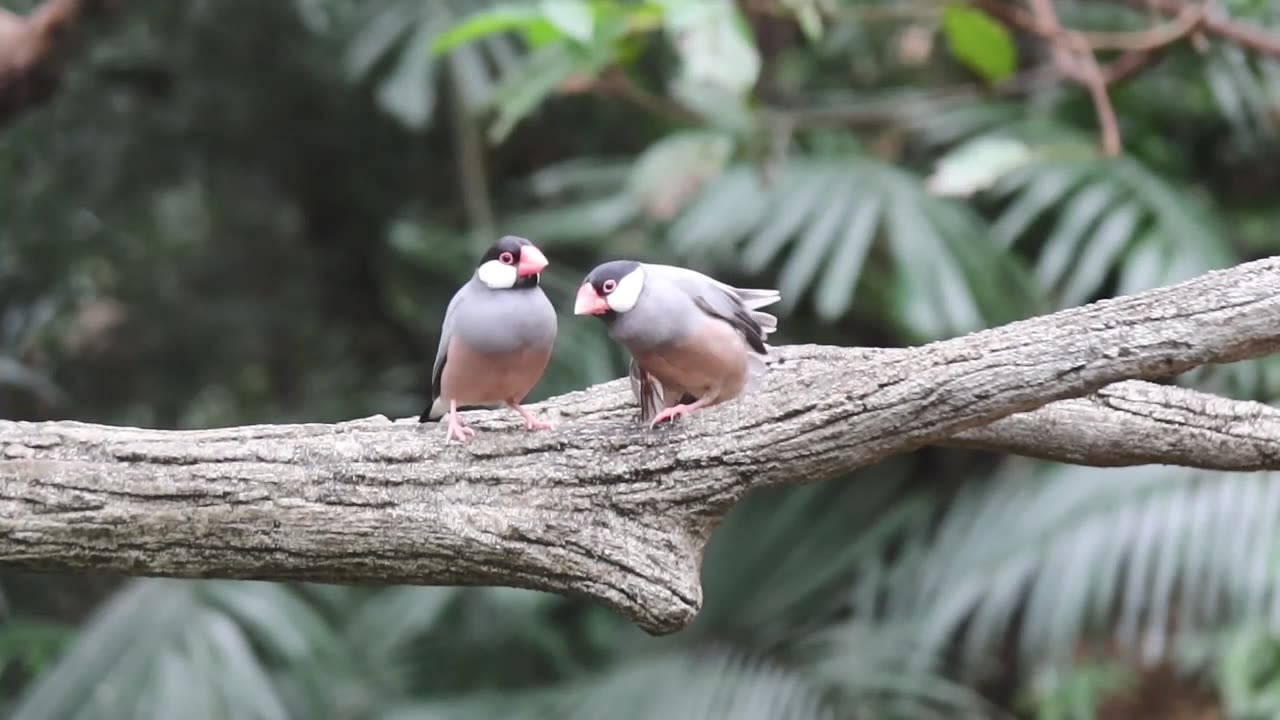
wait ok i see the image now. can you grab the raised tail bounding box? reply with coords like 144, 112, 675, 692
731, 287, 781, 339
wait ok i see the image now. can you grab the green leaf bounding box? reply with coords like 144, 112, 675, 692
626, 130, 735, 219
202, 610, 289, 720
344, 3, 418, 79
884, 173, 981, 337
540, 0, 594, 42
1059, 200, 1142, 306
347, 587, 460, 661
432, 5, 543, 56
1034, 182, 1121, 290
384, 650, 839, 720
781, 0, 824, 41
662, 0, 761, 98
9, 581, 196, 720
777, 181, 851, 307
375, 14, 445, 129
742, 166, 832, 272
0, 619, 74, 676
201, 581, 334, 663
668, 166, 771, 255
487, 41, 581, 142
941, 4, 1017, 84
814, 190, 881, 321
991, 162, 1091, 247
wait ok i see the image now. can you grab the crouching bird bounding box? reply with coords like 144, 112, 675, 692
573, 261, 780, 426
419, 235, 558, 443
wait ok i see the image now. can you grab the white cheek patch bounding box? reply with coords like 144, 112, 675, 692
606, 268, 645, 313
477, 259, 517, 289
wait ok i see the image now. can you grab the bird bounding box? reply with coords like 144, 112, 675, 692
573, 261, 780, 427
419, 235, 558, 443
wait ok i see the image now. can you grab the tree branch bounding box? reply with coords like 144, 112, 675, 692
2, 257, 1279, 634
1103, 0, 1280, 57
0, 0, 115, 127
949, 379, 1280, 469
974, 0, 1280, 155
828, 347, 1280, 470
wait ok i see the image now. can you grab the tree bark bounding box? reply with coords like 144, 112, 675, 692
2, 257, 1280, 634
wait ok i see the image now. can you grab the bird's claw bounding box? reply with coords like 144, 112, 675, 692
511, 403, 553, 432
523, 417, 554, 431
650, 403, 696, 428
445, 415, 475, 444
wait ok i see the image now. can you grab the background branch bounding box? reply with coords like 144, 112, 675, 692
1105, 0, 1280, 57
972, 0, 1280, 155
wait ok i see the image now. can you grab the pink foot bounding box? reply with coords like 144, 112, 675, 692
445, 400, 475, 444
510, 402, 554, 431
650, 398, 711, 428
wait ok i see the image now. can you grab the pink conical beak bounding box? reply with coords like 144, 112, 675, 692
517, 244, 549, 277
574, 283, 610, 315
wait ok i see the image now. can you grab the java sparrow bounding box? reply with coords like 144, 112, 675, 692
573, 261, 780, 426
419, 235, 558, 443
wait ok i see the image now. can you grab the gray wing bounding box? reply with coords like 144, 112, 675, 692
641, 263, 781, 338
630, 264, 780, 421
420, 281, 472, 422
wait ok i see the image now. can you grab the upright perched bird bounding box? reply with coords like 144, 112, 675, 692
573, 261, 780, 426
420, 235, 558, 443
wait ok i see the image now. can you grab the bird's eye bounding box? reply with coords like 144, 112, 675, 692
499, 251, 515, 265
602, 279, 617, 293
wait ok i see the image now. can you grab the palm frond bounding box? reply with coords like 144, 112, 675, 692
9, 580, 341, 720
692, 458, 925, 643
1203, 46, 1280, 149
380, 650, 838, 720
983, 147, 1280, 401
346, 587, 462, 665
669, 156, 1045, 336
844, 460, 1280, 683
814, 638, 1005, 720
344, 0, 517, 129
984, 151, 1236, 304
511, 129, 1045, 336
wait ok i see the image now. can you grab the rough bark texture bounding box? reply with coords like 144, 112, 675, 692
3, 257, 1280, 634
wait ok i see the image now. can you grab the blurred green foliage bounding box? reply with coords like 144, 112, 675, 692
4, 0, 1280, 718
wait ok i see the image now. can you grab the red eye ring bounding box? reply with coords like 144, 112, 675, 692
602, 279, 617, 293
499, 251, 515, 265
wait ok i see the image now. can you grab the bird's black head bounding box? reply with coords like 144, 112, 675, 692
574, 260, 644, 317
475, 235, 549, 290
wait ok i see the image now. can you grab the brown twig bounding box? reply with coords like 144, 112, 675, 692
1105, 0, 1280, 57
979, 0, 1205, 50
564, 66, 702, 125
1099, 49, 1159, 83
974, 0, 1271, 155
1026, 0, 1123, 155
1081, 2, 1205, 51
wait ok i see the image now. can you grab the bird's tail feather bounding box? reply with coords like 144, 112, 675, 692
630, 359, 665, 423
735, 288, 781, 310
419, 396, 447, 423
732, 288, 781, 338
